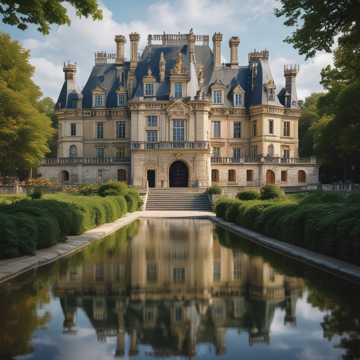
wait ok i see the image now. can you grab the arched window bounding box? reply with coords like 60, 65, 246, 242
267, 144, 274, 157
117, 169, 127, 183
266, 170, 275, 184
298, 170, 306, 183
69, 145, 77, 158
212, 169, 219, 183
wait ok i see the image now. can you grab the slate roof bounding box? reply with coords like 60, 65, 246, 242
56, 41, 286, 110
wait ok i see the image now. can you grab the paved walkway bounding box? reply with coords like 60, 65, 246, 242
1, 210, 360, 285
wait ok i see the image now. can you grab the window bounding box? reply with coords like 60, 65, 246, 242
212, 121, 221, 138
228, 169, 236, 182
117, 93, 127, 106
175, 307, 182, 321
147, 130, 158, 142
173, 268, 185, 283
144, 83, 154, 96
70, 123, 77, 136
233, 121, 241, 138
212, 147, 220, 157
116, 121, 126, 139
94, 94, 104, 107
233, 147, 241, 160
147, 115, 158, 127
267, 144, 274, 157
212, 90, 223, 104
117, 169, 127, 182
298, 170, 306, 183
283, 148, 290, 159
233, 93, 242, 107
281, 170, 288, 182
116, 146, 127, 159
96, 147, 104, 159
95, 264, 104, 281
250, 145, 258, 159
175, 82, 182, 98
147, 263, 157, 283
283, 121, 290, 136
269, 119, 274, 134
233, 259, 241, 280
246, 169, 254, 182
213, 262, 221, 281
96, 122, 104, 139
252, 122, 257, 136
173, 119, 185, 142
212, 169, 219, 182
69, 145, 77, 158
97, 168, 103, 181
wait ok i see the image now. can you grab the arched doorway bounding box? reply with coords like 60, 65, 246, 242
298, 170, 306, 183
60, 170, 70, 183
266, 170, 275, 184
169, 161, 188, 187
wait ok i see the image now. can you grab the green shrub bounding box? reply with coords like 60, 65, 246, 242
236, 190, 260, 201
29, 187, 42, 199
225, 201, 242, 222
215, 197, 237, 218
98, 181, 128, 197
79, 184, 100, 196
260, 185, 285, 200
207, 185, 222, 195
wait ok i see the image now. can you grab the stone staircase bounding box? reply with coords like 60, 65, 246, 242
145, 188, 212, 211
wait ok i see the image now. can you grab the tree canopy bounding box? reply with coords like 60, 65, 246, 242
0, 0, 102, 34
0, 32, 54, 176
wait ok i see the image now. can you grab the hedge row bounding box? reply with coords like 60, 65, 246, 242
0, 189, 141, 259
215, 196, 360, 266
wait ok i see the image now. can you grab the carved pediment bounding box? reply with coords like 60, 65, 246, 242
167, 99, 191, 117
92, 85, 106, 94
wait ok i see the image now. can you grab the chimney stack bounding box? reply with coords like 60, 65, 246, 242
229, 36, 240, 68
129, 32, 140, 69
115, 35, 126, 65
212, 32, 223, 67
63, 62, 77, 81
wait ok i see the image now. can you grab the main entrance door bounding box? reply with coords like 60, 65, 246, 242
169, 161, 188, 187
147, 169, 156, 188
266, 170, 275, 184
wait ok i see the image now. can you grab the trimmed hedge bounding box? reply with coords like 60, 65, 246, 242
0, 186, 141, 259
207, 185, 222, 195
236, 190, 260, 201
260, 185, 285, 200
215, 195, 360, 266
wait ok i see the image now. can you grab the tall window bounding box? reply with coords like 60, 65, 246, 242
117, 169, 127, 182
212, 147, 220, 157
147, 263, 157, 283
70, 123, 77, 136
233, 93, 242, 107
175, 82, 182, 98
116, 146, 127, 159
69, 145, 77, 158
147, 115, 158, 127
246, 169, 254, 182
281, 170, 288, 182
228, 169, 236, 182
212, 169, 219, 182
212, 121, 221, 138
233, 121, 241, 138
117, 93, 127, 106
233, 147, 241, 160
173, 119, 185, 141
250, 145, 257, 159
283, 121, 290, 136
269, 119, 274, 134
116, 121, 126, 138
212, 90, 223, 104
96, 122, 104, 139
96, 147, 104, 159
267, 144, 274, 157
173, 268, 185, 283
144, 83, 154, 96
252, 122, 257, 137
213, 262, 221, 281
94, 94, 104, 107
147, 130, 158, 142
283, 148, 290, 159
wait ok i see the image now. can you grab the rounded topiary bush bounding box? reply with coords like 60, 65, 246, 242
79, 184, 100, 196
207, 185, 222, 195
29, 187, 42, 199
236, 190, 260, 201
215, 197, 237, 218
260, 185, 285, 200
98, 181, 128, 197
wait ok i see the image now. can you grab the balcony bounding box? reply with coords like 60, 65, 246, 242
211, 156, 317, 165
42, 157, 130, 166
131, 141, 209, 150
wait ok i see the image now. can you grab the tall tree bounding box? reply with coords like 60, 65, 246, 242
0, 32, 54, 176
0, 0, 102, 34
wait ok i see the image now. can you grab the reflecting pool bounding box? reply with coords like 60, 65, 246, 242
1, 219, 360, 359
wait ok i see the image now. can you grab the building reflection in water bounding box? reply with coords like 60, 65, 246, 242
54, 219, 304, 357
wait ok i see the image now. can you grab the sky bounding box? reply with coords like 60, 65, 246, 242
0, 0, 333, 102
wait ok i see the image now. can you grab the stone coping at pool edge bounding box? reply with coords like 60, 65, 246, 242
1, 210, 360, 285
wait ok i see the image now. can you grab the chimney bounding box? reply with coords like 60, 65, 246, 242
284, 64, 299, 108
115, 35, 126, 65
159, 51, 166, 82
229, 36, 240, 67
212, 32, 223, 67
187, 30, 196, 64
63, 62, 77, 81
129, 32, 140, 69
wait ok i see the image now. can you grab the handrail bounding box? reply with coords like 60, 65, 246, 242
131, 141, 209, 150
42, 157, 131, 166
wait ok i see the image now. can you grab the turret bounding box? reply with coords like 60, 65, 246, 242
212, 32, 223, 67
63, 62, 77, 81
284, 64, 299, 108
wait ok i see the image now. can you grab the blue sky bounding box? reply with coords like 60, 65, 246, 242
0, 0, 332, 101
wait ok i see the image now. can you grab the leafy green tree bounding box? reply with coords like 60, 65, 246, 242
0, 32, 54, 176
0, 0, 102, 34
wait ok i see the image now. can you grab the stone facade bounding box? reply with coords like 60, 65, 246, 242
39, 31, 319, 188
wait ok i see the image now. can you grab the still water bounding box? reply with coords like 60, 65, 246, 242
0, 219, 360, 360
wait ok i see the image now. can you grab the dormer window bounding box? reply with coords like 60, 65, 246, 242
212, 90, 223, 104
233, 93, 242, 107
94, 94, 104, 107
117, 93, 127, 106
175, 82, 182, 98
144, 83, 154, 97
